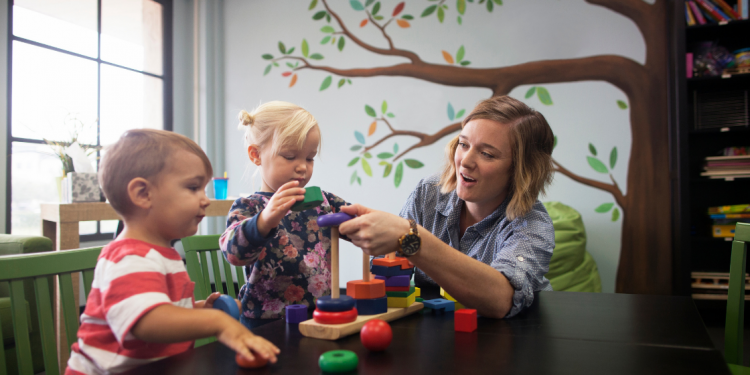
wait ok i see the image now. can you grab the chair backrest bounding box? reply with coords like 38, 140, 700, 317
181, 235, 246, 301
0, 247, 102, 375
726, 222, 750, 366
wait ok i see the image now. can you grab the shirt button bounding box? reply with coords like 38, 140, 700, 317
517, 256, 524, 262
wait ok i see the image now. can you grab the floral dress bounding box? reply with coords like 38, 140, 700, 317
219, 191, 349, 321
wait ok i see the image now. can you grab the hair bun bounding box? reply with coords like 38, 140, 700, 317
238, 110, 253, 127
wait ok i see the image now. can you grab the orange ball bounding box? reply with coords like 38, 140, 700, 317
236, 352, 268, 368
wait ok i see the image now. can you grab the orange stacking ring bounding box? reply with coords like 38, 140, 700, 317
346, 279, 386, 299
313, 308, 358, 324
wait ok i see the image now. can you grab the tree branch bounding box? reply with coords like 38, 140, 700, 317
361, 119, 461, 160
552, 159, 627, 209
365, 11, 395, 50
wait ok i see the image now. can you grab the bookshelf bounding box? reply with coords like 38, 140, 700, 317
672, 1, 750, 306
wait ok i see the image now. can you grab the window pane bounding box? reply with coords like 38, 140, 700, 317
11, 142, 64, 235
79, 221, 97, 235
101, 220, 120, 234
11, 42, 98, 145
13, 0, 97, 58
100, 64, 163, 145
102, 0, 163, 75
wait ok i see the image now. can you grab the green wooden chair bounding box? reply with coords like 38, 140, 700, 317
726, 222, 750, 375
181, 235, 246, 347
0, 246, 102, 375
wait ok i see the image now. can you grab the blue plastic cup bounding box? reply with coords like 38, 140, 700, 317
212, 177, 228, 200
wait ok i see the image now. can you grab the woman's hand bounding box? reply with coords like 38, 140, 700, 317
257, 181, 305, 236
338, 204, 411, 256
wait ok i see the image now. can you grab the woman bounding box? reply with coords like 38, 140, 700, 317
339, 96, 555, 318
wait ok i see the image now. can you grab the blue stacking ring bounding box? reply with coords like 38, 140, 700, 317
213, 295, 240, 320
316, 295, 356, 312
317, 212, 355, 227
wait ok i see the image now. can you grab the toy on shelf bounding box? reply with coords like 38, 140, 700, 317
455, 309, 478, 333
360, 319, 392, 351
212, 294, 240, 320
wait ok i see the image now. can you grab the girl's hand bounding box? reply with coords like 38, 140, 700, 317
217, 319, 280, 364
338, 204, 410, 256
257, 181, 306, 236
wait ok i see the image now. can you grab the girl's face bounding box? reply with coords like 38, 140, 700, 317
256, 127, 320, 193
454, 119, 514, 213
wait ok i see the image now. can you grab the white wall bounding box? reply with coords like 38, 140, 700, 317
222, 0, 645, 292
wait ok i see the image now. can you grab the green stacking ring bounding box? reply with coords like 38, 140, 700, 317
318, 350, 358, 373
291, 186, 324, 212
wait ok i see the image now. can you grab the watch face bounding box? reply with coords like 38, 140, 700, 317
401, 235, 421, 256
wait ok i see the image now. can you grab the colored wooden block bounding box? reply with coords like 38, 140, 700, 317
387, 292, 416, 308
313, 308, 358, 324
371, 265, 413, 277
386, 286, 416, 298
385, 286, 410, 292
401, 259, 414, 270
316, 295, 356, 312
285, 304, 308, 324
455, 309, 478, 332
422, 298, 455, 312
415, 297, 423, 302
355, 296, 388, 315
291, 186, 324, 212
346, 279, 386, 299
440, 287, 457, 302
415, 287, 421, 297
375, 274, 411, 287
299, 302, 424, 340
372, 257, 408, 268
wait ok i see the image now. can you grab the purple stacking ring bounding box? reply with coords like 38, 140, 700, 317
317, 212, 355, 227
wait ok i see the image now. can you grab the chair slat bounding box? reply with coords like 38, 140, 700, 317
208, 251, 224, 294
0, 313, 6, 375
726, 238, 747, 365
236, 266, 245, 284
184, 250, 207, 300
34, 276, 60, 375
198, 252, 212, 295
222, 256, 237, 298
10, 280, 34, 375
59, 273, 80, 350
82, 269, 95, 300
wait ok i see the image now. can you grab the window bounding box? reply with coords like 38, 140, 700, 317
7, 0, 172, 239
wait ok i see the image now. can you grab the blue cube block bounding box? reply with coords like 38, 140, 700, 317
355, 296, 388, 315
371, 265, 414, 277
285, 304, 308, 324
422, 298, 455, 312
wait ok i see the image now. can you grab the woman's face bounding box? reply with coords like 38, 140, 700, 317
454, 118, 513, 211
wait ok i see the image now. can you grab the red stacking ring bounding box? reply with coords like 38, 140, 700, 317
313, 307, 358, 324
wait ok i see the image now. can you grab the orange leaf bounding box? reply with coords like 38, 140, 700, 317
360, 19, 368, 27
368, 121, 377, 136
442, 50, 454, 64
289, 74, 298, 88
282, 71, 292, 77
392, 2, 405, 17
396, 19, 410, 28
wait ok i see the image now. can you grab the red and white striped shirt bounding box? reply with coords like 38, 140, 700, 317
66, 239, 195, 374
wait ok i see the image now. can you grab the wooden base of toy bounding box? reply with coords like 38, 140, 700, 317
299, 302, 423, 340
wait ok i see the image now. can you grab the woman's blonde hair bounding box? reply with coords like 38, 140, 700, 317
238, 101, 321, 156
439, 96, 554, 220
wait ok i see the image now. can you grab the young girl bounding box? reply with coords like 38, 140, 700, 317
220, 101, 349, 328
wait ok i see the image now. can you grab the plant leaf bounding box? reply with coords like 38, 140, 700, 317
360, 19, 368, 27
309, 53, 324, 60
365, 105, 377, 117
586, 156, 608, 173
347, 79, 352, 84
456, 45, 465, 62
262, 54, 274, 60
447, 103, 455, 120
393, 143, 399, 153
338, 36, 345, 51
365, 0, 375, 7
494, 0, 503, 3
357, 176, 361, 185
326, 13, 331, 22
457, 0, 466, 14
442, 50, 454, 64
351, 171, 357, 184
309, 0, 318, 10
374, 15, 384, 20
372, 1, 381, 15
393, 2, 405, 16
402, 14, 414, 20
610, 147, 618, 170
286, 62, 295, 68
617, 100, 628, 109
421, 4, 437, 17
437, 6, 445, 22
351, 145, 362, 151
525, 87, 536, 99
594, 203, 614, 213
321, 36, 331, 44
381, 100, 388, 114
319, 75, 332, 91
377, 152, 394, 159
396, 19, 410, 28
355, 131, 366, 144
537, 87, 553, 105
313, 10, 327, 20
486, 0, 493, 12
386, 113, 395, 118
350, 0, 365, 11
335, 78, 344, 88
364, 152, 372, 159
368, 121, 377, 136
394, 162, 404, 187
272, 62, 279, 67
404, 159, 424, 168
455, 109, 465, 119
383, 163, 393, 177
278, 41, 287, 54
289, 74, 298, 88
459, 60, 470, 66
348, 157, 360, 167
361, 158, 373, 176
321, 25, 335, 33
263, 64, 272, 76
588, 143, 597, 156
458, 15, 462, 24
612, 207, 620, 221
286, 47, 295, 55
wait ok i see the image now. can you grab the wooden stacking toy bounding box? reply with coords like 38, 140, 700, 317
371, 253, 418, 308
312, 212, 358, 324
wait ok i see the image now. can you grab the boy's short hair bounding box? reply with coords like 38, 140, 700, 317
99, 129, 213, 217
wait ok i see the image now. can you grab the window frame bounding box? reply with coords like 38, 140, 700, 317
5, 0, 173, 240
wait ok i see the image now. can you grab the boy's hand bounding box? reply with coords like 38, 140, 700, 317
194, 292, 221, 309
217, 319, 280, 364
257, 181, 305, 237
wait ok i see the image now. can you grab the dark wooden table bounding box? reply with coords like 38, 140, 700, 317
127, 291, 731, 374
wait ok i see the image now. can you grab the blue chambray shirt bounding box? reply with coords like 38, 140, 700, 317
400, 175, 555, 318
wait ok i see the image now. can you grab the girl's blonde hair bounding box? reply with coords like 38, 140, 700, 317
238, 101, 321, 155
439, 96, 555, 220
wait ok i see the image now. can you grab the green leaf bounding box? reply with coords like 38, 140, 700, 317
402, 14, 414, 20
610, 147, 618, 170
331, 36, 336, 44
309, 53, 324, 60
364, 152, 372, 159
457, 0, 466, 14
421, 4, 437, 17
321, 25, 335, 33
350, 0, 365, 11
373, 1, 381, 15
319, 75, 332, 91
278, 41, 287, 54
348, 157, 360, 167
447, 103, 455, 120
272, 62, 279, 67
525, 86, 536, 99
357, 176, 362, 185
537, 87, 553, 105
351, 171, 357, 184
381, 100, 388, 114
611, 207, 620, 221
377, 152, 394, 159
437, 6, 445, 22
313, 10, 327, 20
386, 113, 395, 118
262, 54, 274, 60
617, 100, 628, 109
458, 15, 462, 25
486, 0, 493, 12
404, 159, 424, 168
347, 79, 352, 84
326, 13, 331, 23
309, 0, 318, 10
338, 78, 346, 88
374, 15, 384, 20
493, 0, 502, 4
456, 45, 465, 62
365, 105, 377, 117
355, 131, 365, 144
459, 60, 470, 66
338, 36, 345, 51
553, 136, 557, 150
394, 162, 404, 187
455, 109, 465, 119
383, 163, 393, 177
286, 62, 295, 68
321, 36, 331, 44
588, 143, 597, 156
586, 156, 608, 173
361, 158, 373, 176
301, 40, 309, 58
365, 0, 376, 6
393, 143, 399, 154
594, 203, 614, 213
286, 47, 295, 55
350, 145, 362, 151
263, 64, 272, 76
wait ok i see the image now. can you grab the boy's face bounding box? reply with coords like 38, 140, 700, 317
148, 149, 211, 241
259, 127, 320, 192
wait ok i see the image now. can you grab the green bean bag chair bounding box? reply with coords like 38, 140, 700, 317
542, 202, 602, 293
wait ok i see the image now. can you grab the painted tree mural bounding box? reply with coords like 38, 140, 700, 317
260, 0, 670, 294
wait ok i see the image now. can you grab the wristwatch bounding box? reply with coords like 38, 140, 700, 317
398, 219, 421, 257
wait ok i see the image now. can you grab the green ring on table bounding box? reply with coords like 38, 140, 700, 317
313, 307, 358, 324
319, 350, 358, 373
